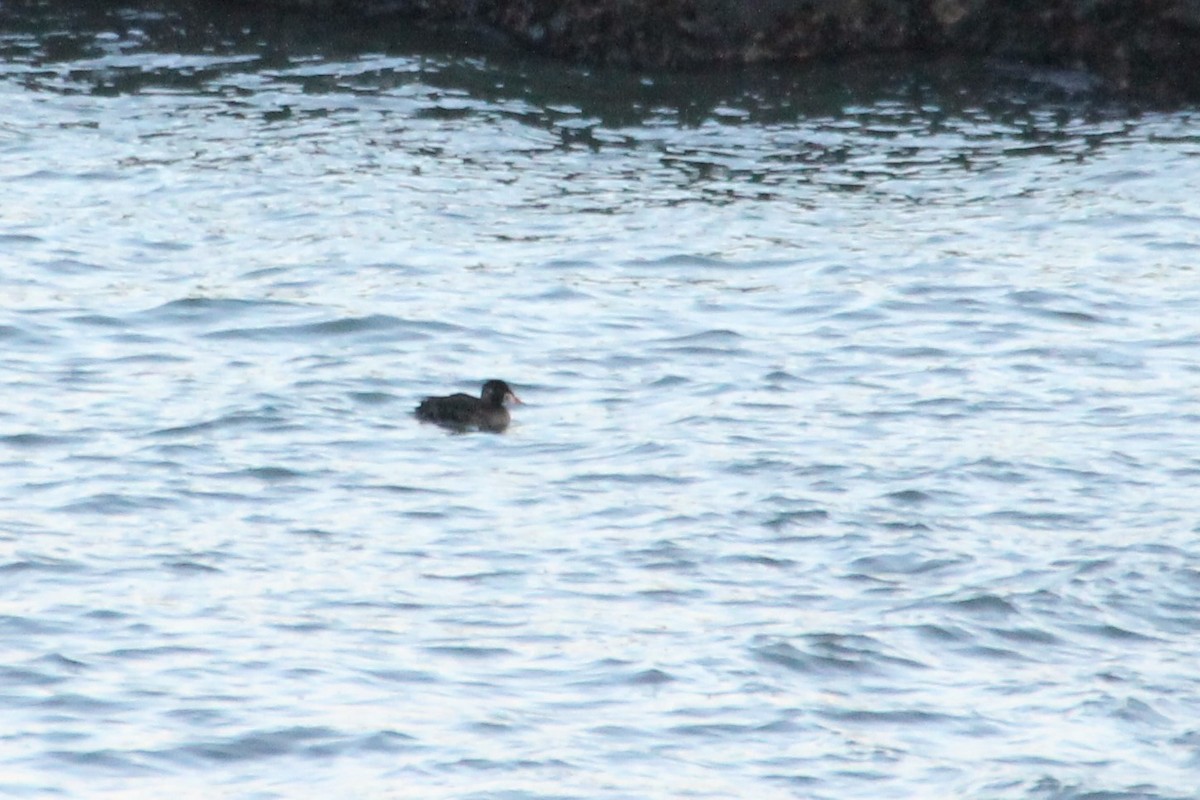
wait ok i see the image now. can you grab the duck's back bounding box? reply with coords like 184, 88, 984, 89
416, 392, 480, 425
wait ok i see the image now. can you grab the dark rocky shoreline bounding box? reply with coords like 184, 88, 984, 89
251, 0, 1200, 103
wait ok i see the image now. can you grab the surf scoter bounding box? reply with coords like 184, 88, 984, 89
415, 379, 522, 432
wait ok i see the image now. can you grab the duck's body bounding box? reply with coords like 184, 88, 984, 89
416, 380, 522, 432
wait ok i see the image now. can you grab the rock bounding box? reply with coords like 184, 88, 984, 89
258, 0, 1200, 101
937, 0, 1200, 102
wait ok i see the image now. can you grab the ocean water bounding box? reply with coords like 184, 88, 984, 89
3, 4, 1200, 799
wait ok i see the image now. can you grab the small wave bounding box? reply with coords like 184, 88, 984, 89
625, 254, 729, 269
173, 726, 341, 763
0, 233, 42, 245
1, 432, 76, 448
1007, 290, 1107, 324
0, 664, 64, 688
0, 557, 83, 575
628, 667, 675, 685
422, 645, 513, 659
848, 554, 963, 576
751, 640, 854, 675
883, 488, 932, 505
947, 594, 1020, 616
46, 748, 163, 774
983, 509, 1097, 529
57, 492, 177, 514
165, 559, 222, 574
141, 296, 298, 324
150, 408, 287, 437
349, 390, 399, 405
204, 313, 429, 341
215, 466, 306, 482
817, 708, 958, 725
564, 471, 696, 486
763, 509, 830, 529
105, 645, 209, 660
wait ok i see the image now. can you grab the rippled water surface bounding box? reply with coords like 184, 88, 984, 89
4, 4, 1200, 798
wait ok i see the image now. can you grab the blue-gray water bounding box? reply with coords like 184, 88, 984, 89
3, 5, 1200, 799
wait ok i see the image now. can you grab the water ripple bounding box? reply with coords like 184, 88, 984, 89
2, 10, 1199, 799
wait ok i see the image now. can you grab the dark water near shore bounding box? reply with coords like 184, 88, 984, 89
3, 3, 1200, 798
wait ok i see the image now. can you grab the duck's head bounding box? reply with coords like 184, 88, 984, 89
481, 379, 522, 408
